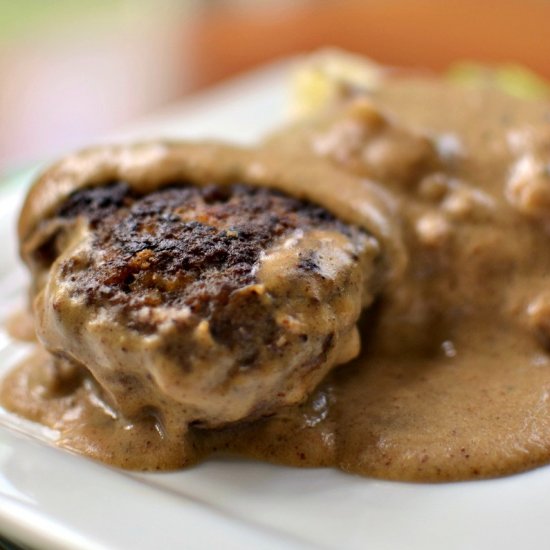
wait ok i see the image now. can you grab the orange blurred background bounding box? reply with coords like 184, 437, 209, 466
2, 0, 550, 172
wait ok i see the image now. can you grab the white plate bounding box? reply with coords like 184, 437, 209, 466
2, 60, 550, 550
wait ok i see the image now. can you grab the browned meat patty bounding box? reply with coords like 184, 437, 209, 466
57, 183, 356, 339
31, 181, 381, 426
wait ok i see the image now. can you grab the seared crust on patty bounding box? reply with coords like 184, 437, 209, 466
18, 142, 405, 287
57, 182, 364, 352
20, 144, 387, 427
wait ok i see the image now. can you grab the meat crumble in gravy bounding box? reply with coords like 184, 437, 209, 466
3, 73, 550, 481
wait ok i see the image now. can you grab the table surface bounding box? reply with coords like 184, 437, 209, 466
189, 0, 550, 88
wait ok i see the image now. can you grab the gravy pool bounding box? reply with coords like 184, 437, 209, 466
4, 75, 550, 481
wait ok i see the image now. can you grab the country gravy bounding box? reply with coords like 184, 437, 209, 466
3, 75, 550, 482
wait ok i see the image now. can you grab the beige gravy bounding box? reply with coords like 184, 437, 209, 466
3, 76, 550, 481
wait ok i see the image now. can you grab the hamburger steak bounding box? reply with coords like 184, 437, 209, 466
30, 181, 381, 427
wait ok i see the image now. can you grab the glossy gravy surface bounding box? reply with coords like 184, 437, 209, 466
4, 77, 550, 481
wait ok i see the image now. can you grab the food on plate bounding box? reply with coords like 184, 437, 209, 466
36, 181, 377, 429
3, 141, 396, 469
3, 51, 550, 481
